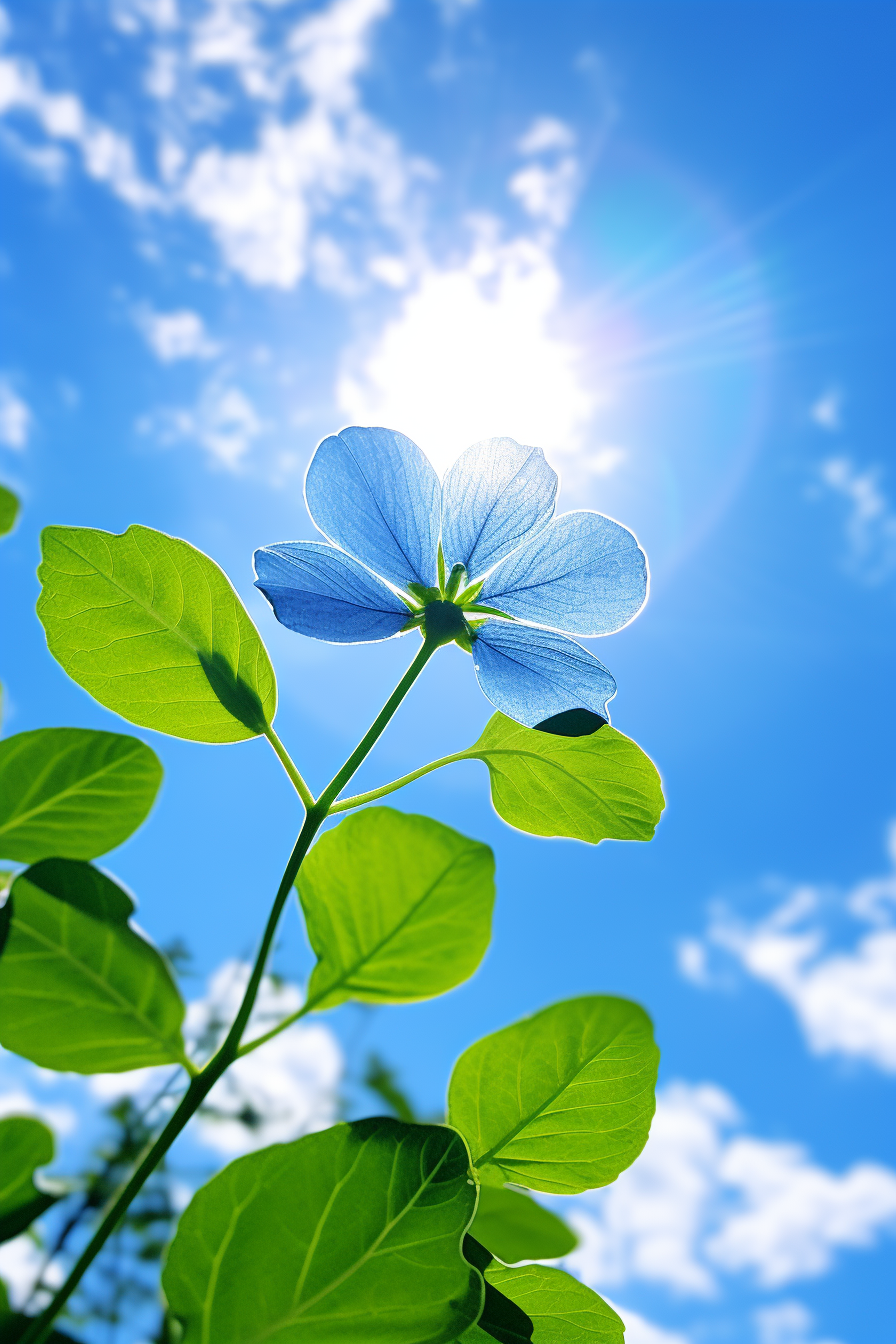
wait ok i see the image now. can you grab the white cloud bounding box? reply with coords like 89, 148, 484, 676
0, 34, 160, 209
508, 116, 579, 229
0, 376, 31, 448
565, 1081, 896, 1298
338, 220, 595, 475
754, 1301, 843, 1344
810, 387, 843, 433
817, 455, 896, 583
136, 305, 220, 361
183, 960, 343, 1156
678, 823, 896, 1072
139, 375, 264, 467
605, 1299, 690, 1344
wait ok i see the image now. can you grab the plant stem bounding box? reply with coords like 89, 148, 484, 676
329, 749, 473, 813
264, 723, 314, 810
19, 637, 439, 1344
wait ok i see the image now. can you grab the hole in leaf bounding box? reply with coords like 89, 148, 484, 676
533, 709, 608, 737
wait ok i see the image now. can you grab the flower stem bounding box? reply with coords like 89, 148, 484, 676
264, 722, 314, 810
18, 637, 440, 1344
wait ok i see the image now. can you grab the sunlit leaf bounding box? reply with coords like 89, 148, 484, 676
470, 1185, 578, 1265
0, 858, 188, 1073
0, 728, 162, 863
0, 485, 19, 538
299, 807, 495, 1009
461, 714, 664, 844
448, 996, 659, 1194
0, 1116, 60, 1245
465, 1247, 624, 1344
37, 525, 276, 743
162, 1118, 483, 1343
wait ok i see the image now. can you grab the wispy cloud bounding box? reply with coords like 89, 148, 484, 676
815, 455, 896, 583
135, 305, 220, 362
565, 1081, 896, 1298
678, 822, 896, 1072
138, 376, 265, 468
754, 1300, 843, 1344
0, 375, 32, 448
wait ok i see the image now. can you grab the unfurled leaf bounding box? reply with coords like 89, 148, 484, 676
298, 808, 495, 1009
37, 525, 276, 743
0, 1116, 60, 1244
470, 1185, 578, 1265
162, 1118, 482, 1343
0, 486, 19, 538
0, 858, 188, 1073
471, 1255, 624, 1344
448, 996, 658, 1194
460, 1237, 533, 1343
460, 714, 664, 844
0, 728, 162, 863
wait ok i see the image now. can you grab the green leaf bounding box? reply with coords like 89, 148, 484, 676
480, 1261, 623, 1343
37, 525, 276, 743
460, 1238, 533, 1343
447, 996, 659, 1195
0, 485, 19, 538
470, 1186, 578, 1265
462, 714, 664, 844
0, 728, 162, 863
0, 858, 188, 1073
0, 1116, 61, 1244
162, 1117, 483, 1343
298, 808, 495, 1010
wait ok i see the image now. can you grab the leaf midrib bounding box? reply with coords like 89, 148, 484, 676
0, 748, 144, 839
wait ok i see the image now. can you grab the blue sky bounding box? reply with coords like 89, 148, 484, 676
1, 2, 895, 1342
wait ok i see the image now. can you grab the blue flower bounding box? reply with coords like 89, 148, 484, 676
254, 427, 648, 728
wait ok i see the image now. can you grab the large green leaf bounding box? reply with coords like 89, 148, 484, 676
459, 714, 664, 844
469, 1186, 577, 1265
162, 1117, 483, 1343
0, 485, 19, 538
298, 808, 495, 1010
447, 996, 659, 1194
467, 1255, 624, 1344
0, 728, 162, 863
0, 858, 188, 1073
37, 525, 276, 743
0, 1116, 60, 1244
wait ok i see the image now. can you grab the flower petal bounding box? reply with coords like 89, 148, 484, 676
254, 542, 410, 644
440, 437, 557, 578
471, 620, 617, 727
305, 427, 440, 590
479, 511, 648, 636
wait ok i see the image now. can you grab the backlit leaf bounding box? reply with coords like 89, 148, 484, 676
460, 714, 664, 844
0, 1116, 60, 1244
162, 1118, 482, 1343
37, 525, 276, 743
448, 996, 659, 1194
0, 486, 18, 538
475, 1257, 624, 1343
0, 728, 162, 863
469, 1186, 578, 1265
0, 858, 188, 1073
299, 808, 495, 1010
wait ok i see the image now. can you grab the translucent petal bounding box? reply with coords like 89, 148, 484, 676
305, 427, 440, 590
471, 620, 617, 727
440, 437, 557, 578
479, 511, 648, 636
254, 542, 410, 644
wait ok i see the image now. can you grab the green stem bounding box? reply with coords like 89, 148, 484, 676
329, 749, 473, 814
19, 637, 439, 1344
264, 723, 314, 810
